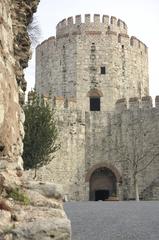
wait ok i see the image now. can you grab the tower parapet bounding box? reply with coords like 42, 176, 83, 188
55, 14, 147, 54
129, 97, 140, 110
141, 96, 152, 109
56, 14, 128, 38
115, 96, 159, 112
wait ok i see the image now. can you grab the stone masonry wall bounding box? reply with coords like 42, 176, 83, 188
30, 104, 86, 201
34, 14, 159, 201
32, 96, 159, 201
36, 14, 149, 112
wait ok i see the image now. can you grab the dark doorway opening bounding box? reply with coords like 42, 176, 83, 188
89, 167, 117, 201
95, 190, 110, 201
90, 97, 100, 111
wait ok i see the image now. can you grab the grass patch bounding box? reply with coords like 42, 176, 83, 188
7, 187, 30, 205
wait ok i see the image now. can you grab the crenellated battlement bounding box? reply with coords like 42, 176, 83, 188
37, 36, 56, 49
115, 96, 159, 113
54, 14, 147, 53
51, 95, 159, 113
56, 14, 128, 38
56, 14, 127, 30
57, 14, 127, 30
130, 36, 147, 53
36, 14, 147, 54
53, 96, 77, 110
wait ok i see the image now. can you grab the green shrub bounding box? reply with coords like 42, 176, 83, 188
8, 187, 30, 205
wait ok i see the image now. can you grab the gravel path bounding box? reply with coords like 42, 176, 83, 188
64, 201, 159, 240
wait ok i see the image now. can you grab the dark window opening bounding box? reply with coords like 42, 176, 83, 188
90, 97, 100, 111
101, 66, 106, 74
95, 190, 110, 201
122, 45, 124, 50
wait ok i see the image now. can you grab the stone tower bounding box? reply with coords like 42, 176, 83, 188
36, 14, 149, 112
35, 15, 159, 201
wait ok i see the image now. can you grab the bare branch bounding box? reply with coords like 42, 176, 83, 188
27, 16, 41, 47
137, 152, 159, 174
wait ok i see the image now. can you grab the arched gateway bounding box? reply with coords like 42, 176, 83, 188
86, 163, 122, 201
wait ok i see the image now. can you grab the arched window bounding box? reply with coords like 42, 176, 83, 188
87, 89, 103, 111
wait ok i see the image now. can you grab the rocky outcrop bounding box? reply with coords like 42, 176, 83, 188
11, 0, 40, 104
0, 0, 71, 239
0, 181, 71, 240
0, 0, 40, 195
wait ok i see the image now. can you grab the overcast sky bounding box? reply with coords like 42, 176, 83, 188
25, 0, 159, 99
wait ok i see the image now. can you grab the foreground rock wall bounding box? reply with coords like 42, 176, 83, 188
0, 1, 71, 239
0, 180, 71, 239
0, 0, 41, 176
0, 0, 22, 172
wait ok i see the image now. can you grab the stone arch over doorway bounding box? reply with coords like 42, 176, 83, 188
85, 163, 122, 201
87, 88, 103, 111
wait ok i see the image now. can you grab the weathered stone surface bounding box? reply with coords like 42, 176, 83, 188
12, 0, 40, 95
36, 14, 148, 112
0, 180, 71, 239
25, 189, 62, 209
12, 218, 71, 240
0, 210, 12, 231
13, 206, 66, 222
23, 180, 63, 199
34, 14, 159, 201
0, 1, 71, 239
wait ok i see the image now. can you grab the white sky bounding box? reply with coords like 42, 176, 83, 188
25, 0, 159, 99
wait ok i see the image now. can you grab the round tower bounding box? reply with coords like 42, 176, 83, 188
36, 14, 149, 111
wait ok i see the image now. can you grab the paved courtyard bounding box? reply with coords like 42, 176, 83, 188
64, 201, 159, 240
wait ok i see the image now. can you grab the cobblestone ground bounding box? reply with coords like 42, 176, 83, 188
64, 201, 159, 240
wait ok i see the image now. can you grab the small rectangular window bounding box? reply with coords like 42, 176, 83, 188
90, 97, 100, 111
101, 66, 106, 74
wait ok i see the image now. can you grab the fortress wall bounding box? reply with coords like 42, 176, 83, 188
84, 97, 159, 199
36, 14, 149, 112
36, 37, 57, 95
57, 37, 77, 98
114, 96, 159, 199
36, 35, 77, 99
115, 95, 159, 112
74, 29, 148, 111
85, 111, 122, 172
32, 108, 86, 200
31, 95, 159, 200
35, 14, 156, 200
129, 37, 149, 98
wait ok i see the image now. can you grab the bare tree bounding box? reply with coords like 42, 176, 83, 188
118, 111, 159, 201
27, 16, 41, 47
